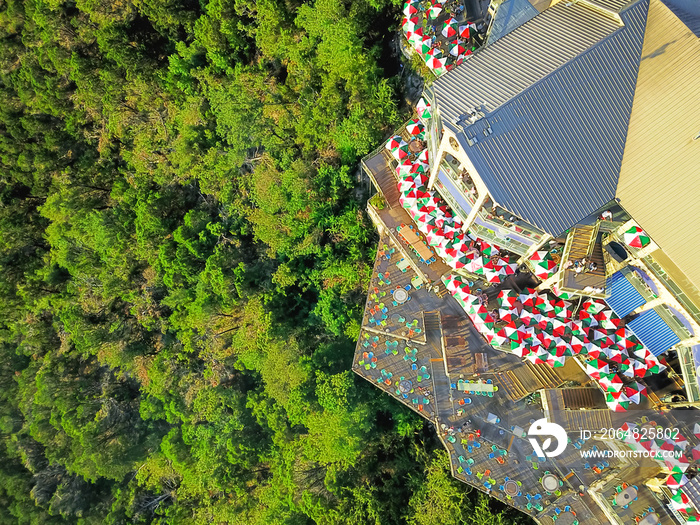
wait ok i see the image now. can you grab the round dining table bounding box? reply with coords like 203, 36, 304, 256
393, 288, 409, 304
638, 512, 660, 525
541, 473, 559, 492
399, 380, 413, 394
504, 480, 519, 497
556, 511, 576, 525
614, 485, 637, 506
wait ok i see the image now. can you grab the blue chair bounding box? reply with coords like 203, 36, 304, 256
405, 284, 411, 291
488, 453, 495, 459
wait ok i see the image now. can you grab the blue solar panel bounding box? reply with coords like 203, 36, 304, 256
628, 309, 680, 356
605, 271, 646, 317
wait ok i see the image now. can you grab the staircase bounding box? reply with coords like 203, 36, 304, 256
567, 225, 605, 278
557, 224, 608, 296
363, 150, 400, 208
424, 311, 441, 332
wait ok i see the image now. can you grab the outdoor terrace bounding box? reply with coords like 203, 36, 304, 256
359, 131, 700, 525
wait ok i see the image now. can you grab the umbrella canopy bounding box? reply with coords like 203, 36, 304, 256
415, 36, 433, 54
623, 225, 651, 248
427, 3, 443, 19
391, 141, 409, 160
599, 374, 623, 391
667, 472, 689, 489
403, 1, 419, 16
458, 24, 471, 38
692, 445, 700, 461
406, 119, 424, 135
441, 17, 459, 38
586, 359, 609, 379
402, 15, 419, 33
386, 135, 403, 151
416, 98, 432, 120
425, 55, 447, 70
449, 41, 467, 57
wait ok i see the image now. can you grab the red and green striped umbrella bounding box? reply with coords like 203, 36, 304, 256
623, 226, 651, 248
441, 17, 459, 38
415, 36, 433, 54
403, 1, 419, 16
406, 118, 424, 135
416, 98, 432, 120
402, 15, 419, 33
449, 41, 466, 57
425, 55, 447, 70
667, 472, 689, 489
427, 3, 443, 19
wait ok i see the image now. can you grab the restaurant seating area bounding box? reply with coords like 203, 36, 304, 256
359, 112, 699, 525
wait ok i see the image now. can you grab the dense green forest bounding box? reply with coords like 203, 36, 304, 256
0, 0, 530, 522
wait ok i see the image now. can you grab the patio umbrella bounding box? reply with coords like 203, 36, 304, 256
426, 46, 443, 59
403, 2, 419, 16
441, 17, 459, 38
586, 359, 609, 379
623, 226, 651, 248
458, 24, 471, 38
408, 27, 424, 45
427, 3, 443, 19
667, 472, 689, 489
406, 119, 424, 136
623, 381, 647, 404
402, 15, 419, 33
671, 490, 692, 510
694, 422, 700, 438
425, 55, 447, 69
449, 41, 467, 57
666, 454, 690, 473
416, 98, 432, 120
692, 445, 700, 461
599, 374, 623, 391
497, 289, 518, 308
391, 142, 410, 160
415, 36, 433, 54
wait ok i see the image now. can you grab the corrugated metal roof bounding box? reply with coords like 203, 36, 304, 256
487, 0, 539, 45
615, 0, 700, 293
433, 2, 622, 128
452, 0, 649, 235
627, 308, 681, 356
659, 0, 700, 35
583, 0, 637, 12
605, 269, 647, 317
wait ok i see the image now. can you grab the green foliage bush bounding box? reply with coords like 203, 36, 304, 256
0, 0, 531, 523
